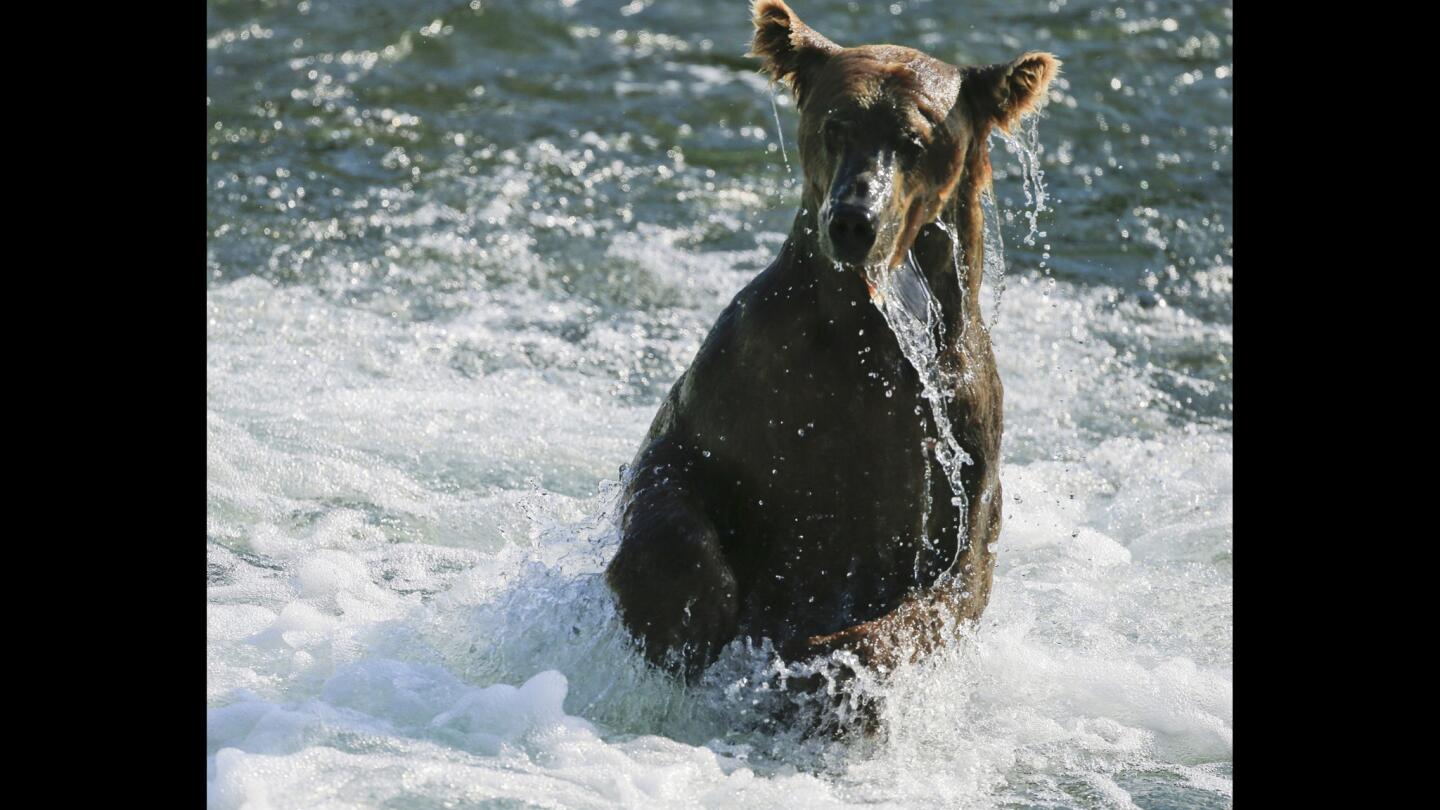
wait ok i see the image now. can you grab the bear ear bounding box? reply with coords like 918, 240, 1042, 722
966, 52, 1060, 132
749, 0, 841, 108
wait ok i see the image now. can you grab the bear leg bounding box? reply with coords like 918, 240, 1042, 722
606, 443, 738, 681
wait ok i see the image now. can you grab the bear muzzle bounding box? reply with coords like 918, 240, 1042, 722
825, 203, 877, 264
820, 148, 901, 269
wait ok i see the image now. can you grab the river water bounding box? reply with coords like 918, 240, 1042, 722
207, 1, 1232, 806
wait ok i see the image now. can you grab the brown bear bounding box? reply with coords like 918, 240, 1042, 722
606, 0, 1058, 683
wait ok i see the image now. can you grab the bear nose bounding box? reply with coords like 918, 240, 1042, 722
827, 204, 876, 262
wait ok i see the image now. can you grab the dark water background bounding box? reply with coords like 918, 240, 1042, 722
207, 0, 1231, 420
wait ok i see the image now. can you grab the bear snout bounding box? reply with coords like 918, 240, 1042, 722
826, 203, 878, 264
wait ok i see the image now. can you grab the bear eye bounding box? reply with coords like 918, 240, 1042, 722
822, 119, 847, 147
897, 131, 925, 163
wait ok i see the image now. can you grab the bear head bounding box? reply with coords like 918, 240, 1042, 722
750, 0, 1059, 274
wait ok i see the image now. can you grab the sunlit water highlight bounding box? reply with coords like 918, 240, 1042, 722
867, 253, 971, 560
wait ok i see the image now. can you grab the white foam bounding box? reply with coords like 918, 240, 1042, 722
209, 211, 1230, 806
208, 661, 854, 810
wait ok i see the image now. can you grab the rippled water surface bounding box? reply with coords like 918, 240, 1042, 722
207, 1, 1232, 806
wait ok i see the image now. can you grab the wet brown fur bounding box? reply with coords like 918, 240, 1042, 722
606, 0, 1059, 690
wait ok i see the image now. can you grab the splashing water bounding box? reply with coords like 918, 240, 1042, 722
932, 217, 971, 337
770, 90, 791, 176
863, 112, 1051, 559
994, 115, 1050, 248
866, 256, 972, 571
982, 114, 1050, 325
979, 187, 1007, 328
